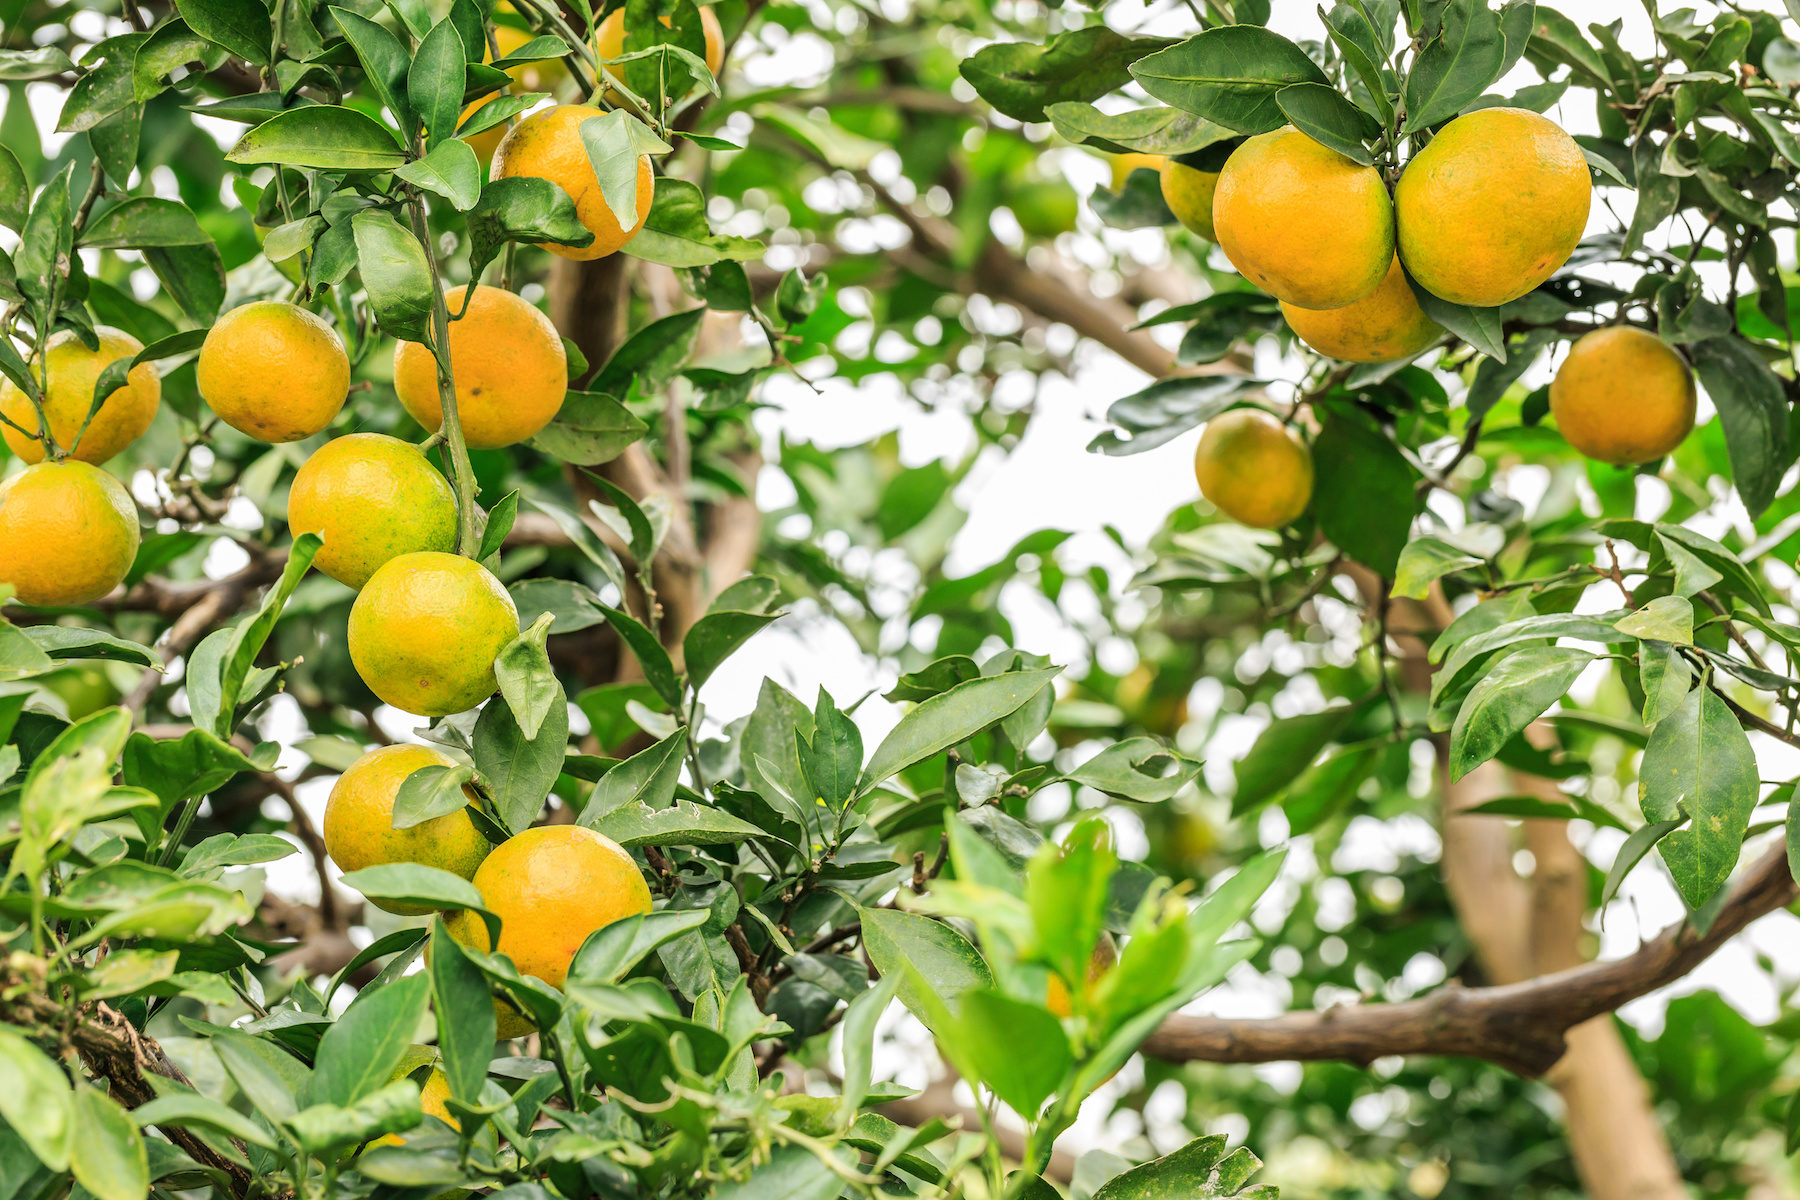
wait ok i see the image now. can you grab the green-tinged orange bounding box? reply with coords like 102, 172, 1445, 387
446, 825, 652, 1036
1160, 160, 1218, 241
324, 744, 489, 914
0, 327, 159, 464
348, 552, 518, 716
1193, 408, 1313, 529
0, 461, 139, 605
493, 105, 653, 261
287, 434, 458, 589
198, 301, 350, 443
1281, 256, 1442, 363
1549, 326, 1696, 465
1395, 107, 1591, 308
1212, 128, 1393, 310
392, 284, 567, 450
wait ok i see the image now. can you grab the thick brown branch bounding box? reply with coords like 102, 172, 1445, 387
1143, 843, 1796, 1077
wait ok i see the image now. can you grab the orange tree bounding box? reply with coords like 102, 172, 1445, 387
7, 0, 1800, 1197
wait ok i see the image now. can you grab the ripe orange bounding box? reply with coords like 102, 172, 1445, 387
323, 744, 490, 914
1213, 128, 1393, 311
1395, 107, 1591, 308
1281, 256, 1442, 363
446, 825, 652, 1035
1194, 408, 1313, 529
1549, 326, 1695, 465
1110, 152, 1165, 192
492, 105, 654, 261
287, 433, 459, 590
197, 301, 349, 443
0, 327, 159, 464
391, 284, 567, 450
347, 551, 519, 716
0, 461, 139, 605
593, 5, 725, 80
1159, 161, 1218, 241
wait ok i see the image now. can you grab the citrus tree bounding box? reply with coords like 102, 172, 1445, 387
7, 0, 1800, 1196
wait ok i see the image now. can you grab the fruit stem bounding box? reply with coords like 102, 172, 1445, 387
406, 190, 482, 559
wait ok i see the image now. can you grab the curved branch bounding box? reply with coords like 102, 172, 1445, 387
1143, 843, 1796, 1077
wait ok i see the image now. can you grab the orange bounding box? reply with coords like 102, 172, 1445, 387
1549, 326, 1695, 465
197, 302, 349, 443
1159, 161, 1218, 241
0, 327, 159, 464
347, 551, 519, 716
1395, 107, 1591, 308
287, 433, 459, 589
1109, 152, 1164, 192
593, 5, 725, 81
1193, 408, 1312, 529
0, 461, 139, 605
392, 284, 567, 450
323, 744, 490, 915
492, 105, 654, 262
446, 825, 652, 1035
1281, 256, 1442, 363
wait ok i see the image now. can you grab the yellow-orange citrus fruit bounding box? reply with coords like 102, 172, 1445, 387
0, 327, 159, 464
197, 301, 349, 443
1046, 935, 1119, 1017
347, 552, 519, 716
1549, 326, 1695, 465
1213, 129, 1393, 311
493, 104, 654, 261
392, 284, 567, 450
1159, 161, 1218, 241
1280, 256, 1443, 364
1110, 152, 1165, 192
446, 825, 652, 1035
1395, 107, 1591, 308
1193, 408, 1313, 529
0, 461, 139, 606
287, 433, 459, 589
374, 1064, 458, 1146
593, 5, 725, 80
323, 744, 490, 915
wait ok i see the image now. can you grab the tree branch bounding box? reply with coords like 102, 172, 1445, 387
1142, 842, 1796, 1077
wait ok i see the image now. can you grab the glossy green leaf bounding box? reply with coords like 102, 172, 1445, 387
1639, 685, 1759, 908
70, 1086, 147, 1200
1403, 0, 1506, 132
860, 906, 994, 1028
577, 109, 670, 235
1312, 411, 1414, 577
0, 1028, 72, 1170
588, 799, 765, 847
860, 667, 1060, 792
1273, 82, 1377, 163
409, 17, 466, 150
305, 971, 430, 1107
526, 390, 648, 465
494, 611, 559, 740
430, 917, 495, 1104
473, 674, 569, 832
1232, 702, 1362, 815
391, 762, 477, 830
684, 609, 779, 690
959, 28, 1175, 123
1130, 26, 1330, 133
1691, 336, 1789, 519
177, 0, 273, 64
225, 105, 405, 170
351, 210, 435, 347
1617, 596, 1695, 645
394, 137, 481, 210
1449, 646, 1593, 781
1391, 536, 1484, 600
213, 532, 320, 738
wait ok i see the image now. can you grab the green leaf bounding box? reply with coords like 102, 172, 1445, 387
394, 138, 481, 210
429, 918, 495, 1104
596, 605, 682, 707
860, 907, 994, 1030
582, 729, 686, 824
213, 533, 320, 738
179, 832, 297, 875
130, 1093, 277, 1150
14, 163, 71, 314
1066, 737, 1201, 803
331, 7, 416, 140
1640, 639, 1694, 727
958, 28, 1176, 124
1449, 646, 1593, 781
1434, 612, 1633, 706
391, 763, 477, 830
1403, 0, 1506, 133
70, 1086, 147, 1200
626, 177, 764, 268
25, 626, 159, 667
1616, 596, 1695, 645
79, 197, 210, 248
837, 971, 902, 1127
953, 990, 1070, 1115
526, 390, 648, 465
473, 675, 569, 832
592, 307, 705, 395
1406, 273, 1506, 360
1044, 101, 1237, 156
225, 105, 405, 170
478, 490, 519, 562
1602, 817, 1685, 908
803, 690, 863, 809
568, 909, 710, 984
1232, 703, 1362, 816
588, 799, 766, 848
712, 1146, 848, 1200
143, 243, 225, 322
177, 0, 273, 64
351, 210, 435, 347
305, 971, 430, 1107
466, 176, 597, 283
1639, 685, 1759, 908
0, 1028, 72, 1170
289, 1079, 423, 1153
1391, 536, 1484, 600
1130, 25, 1331, 134
886, 656, 982, 703
0, 47, 77, 81
860, 667, 1061, 793
1321, 3, 1394, 125
1690, 336, 1788, 519
494, 612, 558, 741
1092, 1135, 1268, 1200
510, 578, 606, 635
577, 109, 670, 236
338, 863, 502, 944
1274, 82, 1378, 163
0, 145, 25, 233
1312, 411, 1414, 577
409, 17, 466, 150
684, 609, 779, 690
